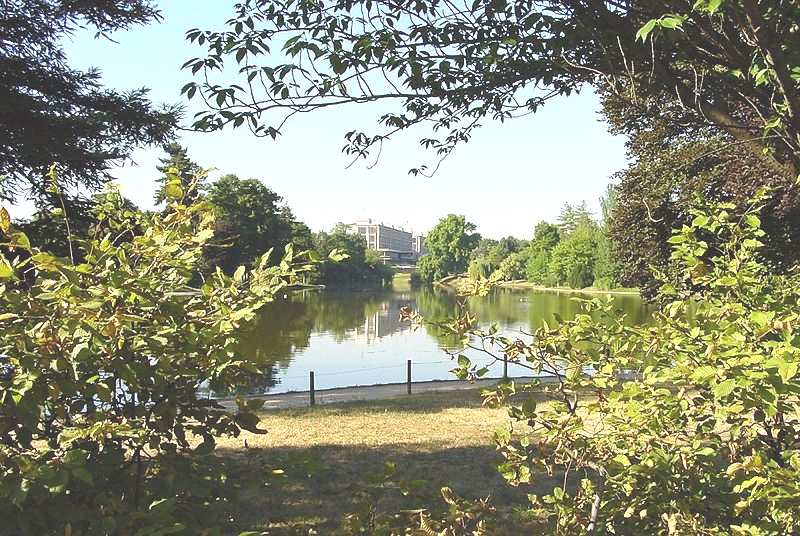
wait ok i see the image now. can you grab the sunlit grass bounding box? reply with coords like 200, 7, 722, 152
214, 388, 553, 534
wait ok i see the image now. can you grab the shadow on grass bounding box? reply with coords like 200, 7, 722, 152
212, 442, 556, 535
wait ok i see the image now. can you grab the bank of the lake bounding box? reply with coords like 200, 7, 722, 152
440, 276, 640, 296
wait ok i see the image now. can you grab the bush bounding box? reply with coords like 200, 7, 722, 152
0, 174, 307, 534
566, 262, 593, 288
492, 251, 528, 281
443, 191, 800, 534
468, 258, 493, 280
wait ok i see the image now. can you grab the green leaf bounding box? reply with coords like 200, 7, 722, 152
328, 248, 349, 262
164, 181, 184, 200
0, 258, 13, 278
778, 360, 798, 383
714, 379, 735, 399
636, 19, 658, 41
0, 207, 10, 234
658, 15, 686, 29
694, 0, 725, 13
750, 310, 774, 327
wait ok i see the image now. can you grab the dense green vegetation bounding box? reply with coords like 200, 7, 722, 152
441, 191, 800, 534
311, 224, 394, 288
0, 174, 309, 533
416, 214, 480, 283
418, 199, 623, 290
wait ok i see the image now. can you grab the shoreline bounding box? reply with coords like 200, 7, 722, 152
218, 376, 549, 410
440, 276, 640, 296
497, 281, 640, 295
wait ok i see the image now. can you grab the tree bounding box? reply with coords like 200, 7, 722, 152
603, 92, 800, 297
0, 179, 306, 533
183, 1, 799, 176
556, 202, 593, 237
1, 0, 178, 206
593, 185, 622, 289
312, 224, 393, 287
154, 143, 203, 205
492, 250, 529, 281
525, 222, 561, 284
205, 174, 295, 273
469, 236, 525, 280
417, 215, 479, 282
547, 225, 597, 288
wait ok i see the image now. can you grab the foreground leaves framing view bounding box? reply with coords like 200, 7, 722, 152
2, 0, 800, 535
0, 172, 319, 534
424, 190, 800, 534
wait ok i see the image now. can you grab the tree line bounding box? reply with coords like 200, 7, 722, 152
416, 193, 622, 291
20, 143, 393, 289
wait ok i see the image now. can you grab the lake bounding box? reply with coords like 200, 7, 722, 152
237, 286, 652, 394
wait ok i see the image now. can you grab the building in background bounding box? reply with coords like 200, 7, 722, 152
349, 220, 425, 265
412, 234, 426, 260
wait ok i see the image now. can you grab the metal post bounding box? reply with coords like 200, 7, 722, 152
407, 359, 412, 395
309, 371, 315, 407
503, 355, 508, 380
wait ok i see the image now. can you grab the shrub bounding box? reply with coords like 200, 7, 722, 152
442, 190, 800, 534
492, 251, 528, 281
0, 172, 310, 534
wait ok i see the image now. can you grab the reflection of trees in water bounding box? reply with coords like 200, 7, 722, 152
411, 286, 464, 348
465, 289, 653, 330
233, 295, 317, 393
308, 290, 393, 341
236, 290, 410, 391
230, 287, 653, 393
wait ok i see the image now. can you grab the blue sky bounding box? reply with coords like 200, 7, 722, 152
41, 1, 628, 239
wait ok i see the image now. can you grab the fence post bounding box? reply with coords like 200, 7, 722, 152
407, 359, 412, 395
309, 371, 315, 407
503, 355, 508, 380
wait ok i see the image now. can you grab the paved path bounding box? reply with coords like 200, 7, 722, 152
219, 376, 545, 411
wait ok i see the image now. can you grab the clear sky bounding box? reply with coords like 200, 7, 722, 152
35, 0, 629, 239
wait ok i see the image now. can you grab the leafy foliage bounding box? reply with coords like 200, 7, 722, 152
0, 173, 310, 534
183, 1, 799, 175
154, 143, 203, 206
417, 215, 479, 283
1, 0, 178, 206
469, 237, 527, 281
440, 191, 800, 534
312, 224, 394, 288
603, 91, 800, 298
205, 173, 303, 274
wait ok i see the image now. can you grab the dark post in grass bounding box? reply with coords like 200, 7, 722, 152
503, 355, 508, 380
407, 359, 412, 395
309, 371, 315, 407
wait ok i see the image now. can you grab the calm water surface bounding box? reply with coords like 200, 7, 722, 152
238, 287, 652, 394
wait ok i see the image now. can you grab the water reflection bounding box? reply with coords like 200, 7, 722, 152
236, 287, 652, 394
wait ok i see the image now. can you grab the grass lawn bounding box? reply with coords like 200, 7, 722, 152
213, 388, 554, 534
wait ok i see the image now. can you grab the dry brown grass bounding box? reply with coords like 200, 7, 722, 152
212, 388, 554, 535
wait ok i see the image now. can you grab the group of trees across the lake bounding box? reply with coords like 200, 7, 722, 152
19, 143, 394, 289
4, 0, 800, 534
415, 191, 623, 291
